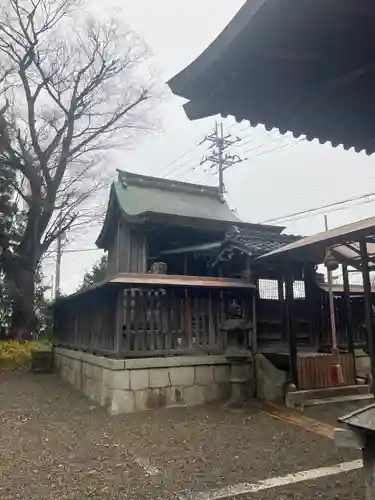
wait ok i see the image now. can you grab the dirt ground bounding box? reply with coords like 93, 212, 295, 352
0, 371, 365, 499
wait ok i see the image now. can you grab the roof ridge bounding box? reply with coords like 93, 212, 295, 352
232, 226, 300, 240
116, 169, 222, 200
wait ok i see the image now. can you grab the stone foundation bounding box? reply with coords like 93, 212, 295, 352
54, 348, 254, 414
355, 349, 371, 380
254, 353, 287, 402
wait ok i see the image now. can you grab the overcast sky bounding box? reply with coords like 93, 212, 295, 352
44, 0, 375, 295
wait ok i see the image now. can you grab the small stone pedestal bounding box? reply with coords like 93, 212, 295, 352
225, 349, 251, 409
31, 348, 54, 373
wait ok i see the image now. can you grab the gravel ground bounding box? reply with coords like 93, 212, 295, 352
0, 371, 365, 499
235, 470, 365, 500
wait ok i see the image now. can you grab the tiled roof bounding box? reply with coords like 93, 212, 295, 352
225, 226, 300, 257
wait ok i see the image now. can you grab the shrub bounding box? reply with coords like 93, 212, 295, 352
0, 340, 52, 370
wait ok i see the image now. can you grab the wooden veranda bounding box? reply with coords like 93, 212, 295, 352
54, 274, 255, 358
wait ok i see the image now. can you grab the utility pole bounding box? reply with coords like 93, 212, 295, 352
324, 214, 344, 384
54, 214, 66, 299
324, 214, 337, 352
55, 232, 62, 299
200, 121, 246, 201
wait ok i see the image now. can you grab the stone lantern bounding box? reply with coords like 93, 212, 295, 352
221, 299, 252, 409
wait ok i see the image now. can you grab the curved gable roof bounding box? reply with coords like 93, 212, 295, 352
96, 170, 285, 249
112, 170, 240, 222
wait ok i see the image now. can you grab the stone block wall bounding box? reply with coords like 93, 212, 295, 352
355, 349, 371, 381
54, 348, 254, 415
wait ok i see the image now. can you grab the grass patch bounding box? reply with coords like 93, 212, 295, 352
0, 340, 52, 370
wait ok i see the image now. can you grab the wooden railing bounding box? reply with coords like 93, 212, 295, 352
297, 352, 356, 389
55, 286, 119, 356
54, 283, 252, 358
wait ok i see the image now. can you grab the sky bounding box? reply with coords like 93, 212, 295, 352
44, 0, 375, 296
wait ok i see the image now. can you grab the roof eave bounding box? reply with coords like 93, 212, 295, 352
95, 184, 117, 249
167, 0, 268, 99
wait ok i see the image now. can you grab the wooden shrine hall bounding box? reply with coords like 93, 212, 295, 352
54, 170, 301, 359
54, 170, 374, 396
167, 0, 375, 394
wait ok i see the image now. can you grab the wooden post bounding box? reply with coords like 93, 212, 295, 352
285, 268, 298, 388
342, 263, 354, 354
335, 425, 375, 500
278, 277, 286, 340
363, 437, 375, 499
304, 265, 317, 347
360, 238, 375, 389
252, 291, 257, 351
114, 288, 124, 356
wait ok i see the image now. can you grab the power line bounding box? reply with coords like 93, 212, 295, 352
199, 121, 247, 200
154, 122, 240, 179
162, 155, 198, 179
173, 164, 199, 181
261, 190, 375, 224
156, 122, 302, 185
156, 144, 199, 178
48, 247, 100, 254
240, 136, 305, 158
284, 197, 375, 224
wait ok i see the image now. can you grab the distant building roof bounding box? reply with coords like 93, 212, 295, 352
96, 170, 285, 249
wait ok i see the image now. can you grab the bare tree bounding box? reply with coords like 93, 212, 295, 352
0, 0, 156, 336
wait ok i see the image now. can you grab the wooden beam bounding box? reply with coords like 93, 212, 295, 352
359, 238, 375, 389
342, 264, 354, 354
343, 242, 375, 268
285, 269, 298, 388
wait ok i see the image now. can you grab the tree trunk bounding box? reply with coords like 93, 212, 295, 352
8, 267, 36, 340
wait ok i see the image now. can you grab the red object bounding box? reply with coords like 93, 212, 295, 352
330, 362, 344, 385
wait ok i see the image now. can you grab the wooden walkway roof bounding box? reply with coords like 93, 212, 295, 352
257, 215, 375, 265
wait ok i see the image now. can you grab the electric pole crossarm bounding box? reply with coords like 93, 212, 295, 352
199, 121, 246, 201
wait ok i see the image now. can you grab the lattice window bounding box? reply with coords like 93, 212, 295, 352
281, 281, 306, 299
258, 279, 306, 300
258, 279, 279, 300
293, 280, 306, 299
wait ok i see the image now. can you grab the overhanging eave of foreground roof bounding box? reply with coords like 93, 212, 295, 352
168, 0, 375, 155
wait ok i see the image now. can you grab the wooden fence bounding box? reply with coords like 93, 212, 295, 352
297, 352, 356, 390
54, 283, 252, 358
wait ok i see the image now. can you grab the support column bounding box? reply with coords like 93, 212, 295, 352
362, 436, 375, 499
252, 291, 257, 352
114, 288, 124, 357
359, 239, 375, 389
342, 263, 354, 354
285, 269, 298, 388
278, 277, 285, 340
304, 265, 318, 347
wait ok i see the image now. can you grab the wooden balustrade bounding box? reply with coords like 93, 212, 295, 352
54, 283, 252, 358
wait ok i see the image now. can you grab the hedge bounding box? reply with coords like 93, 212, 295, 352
0, 340, 52, 370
